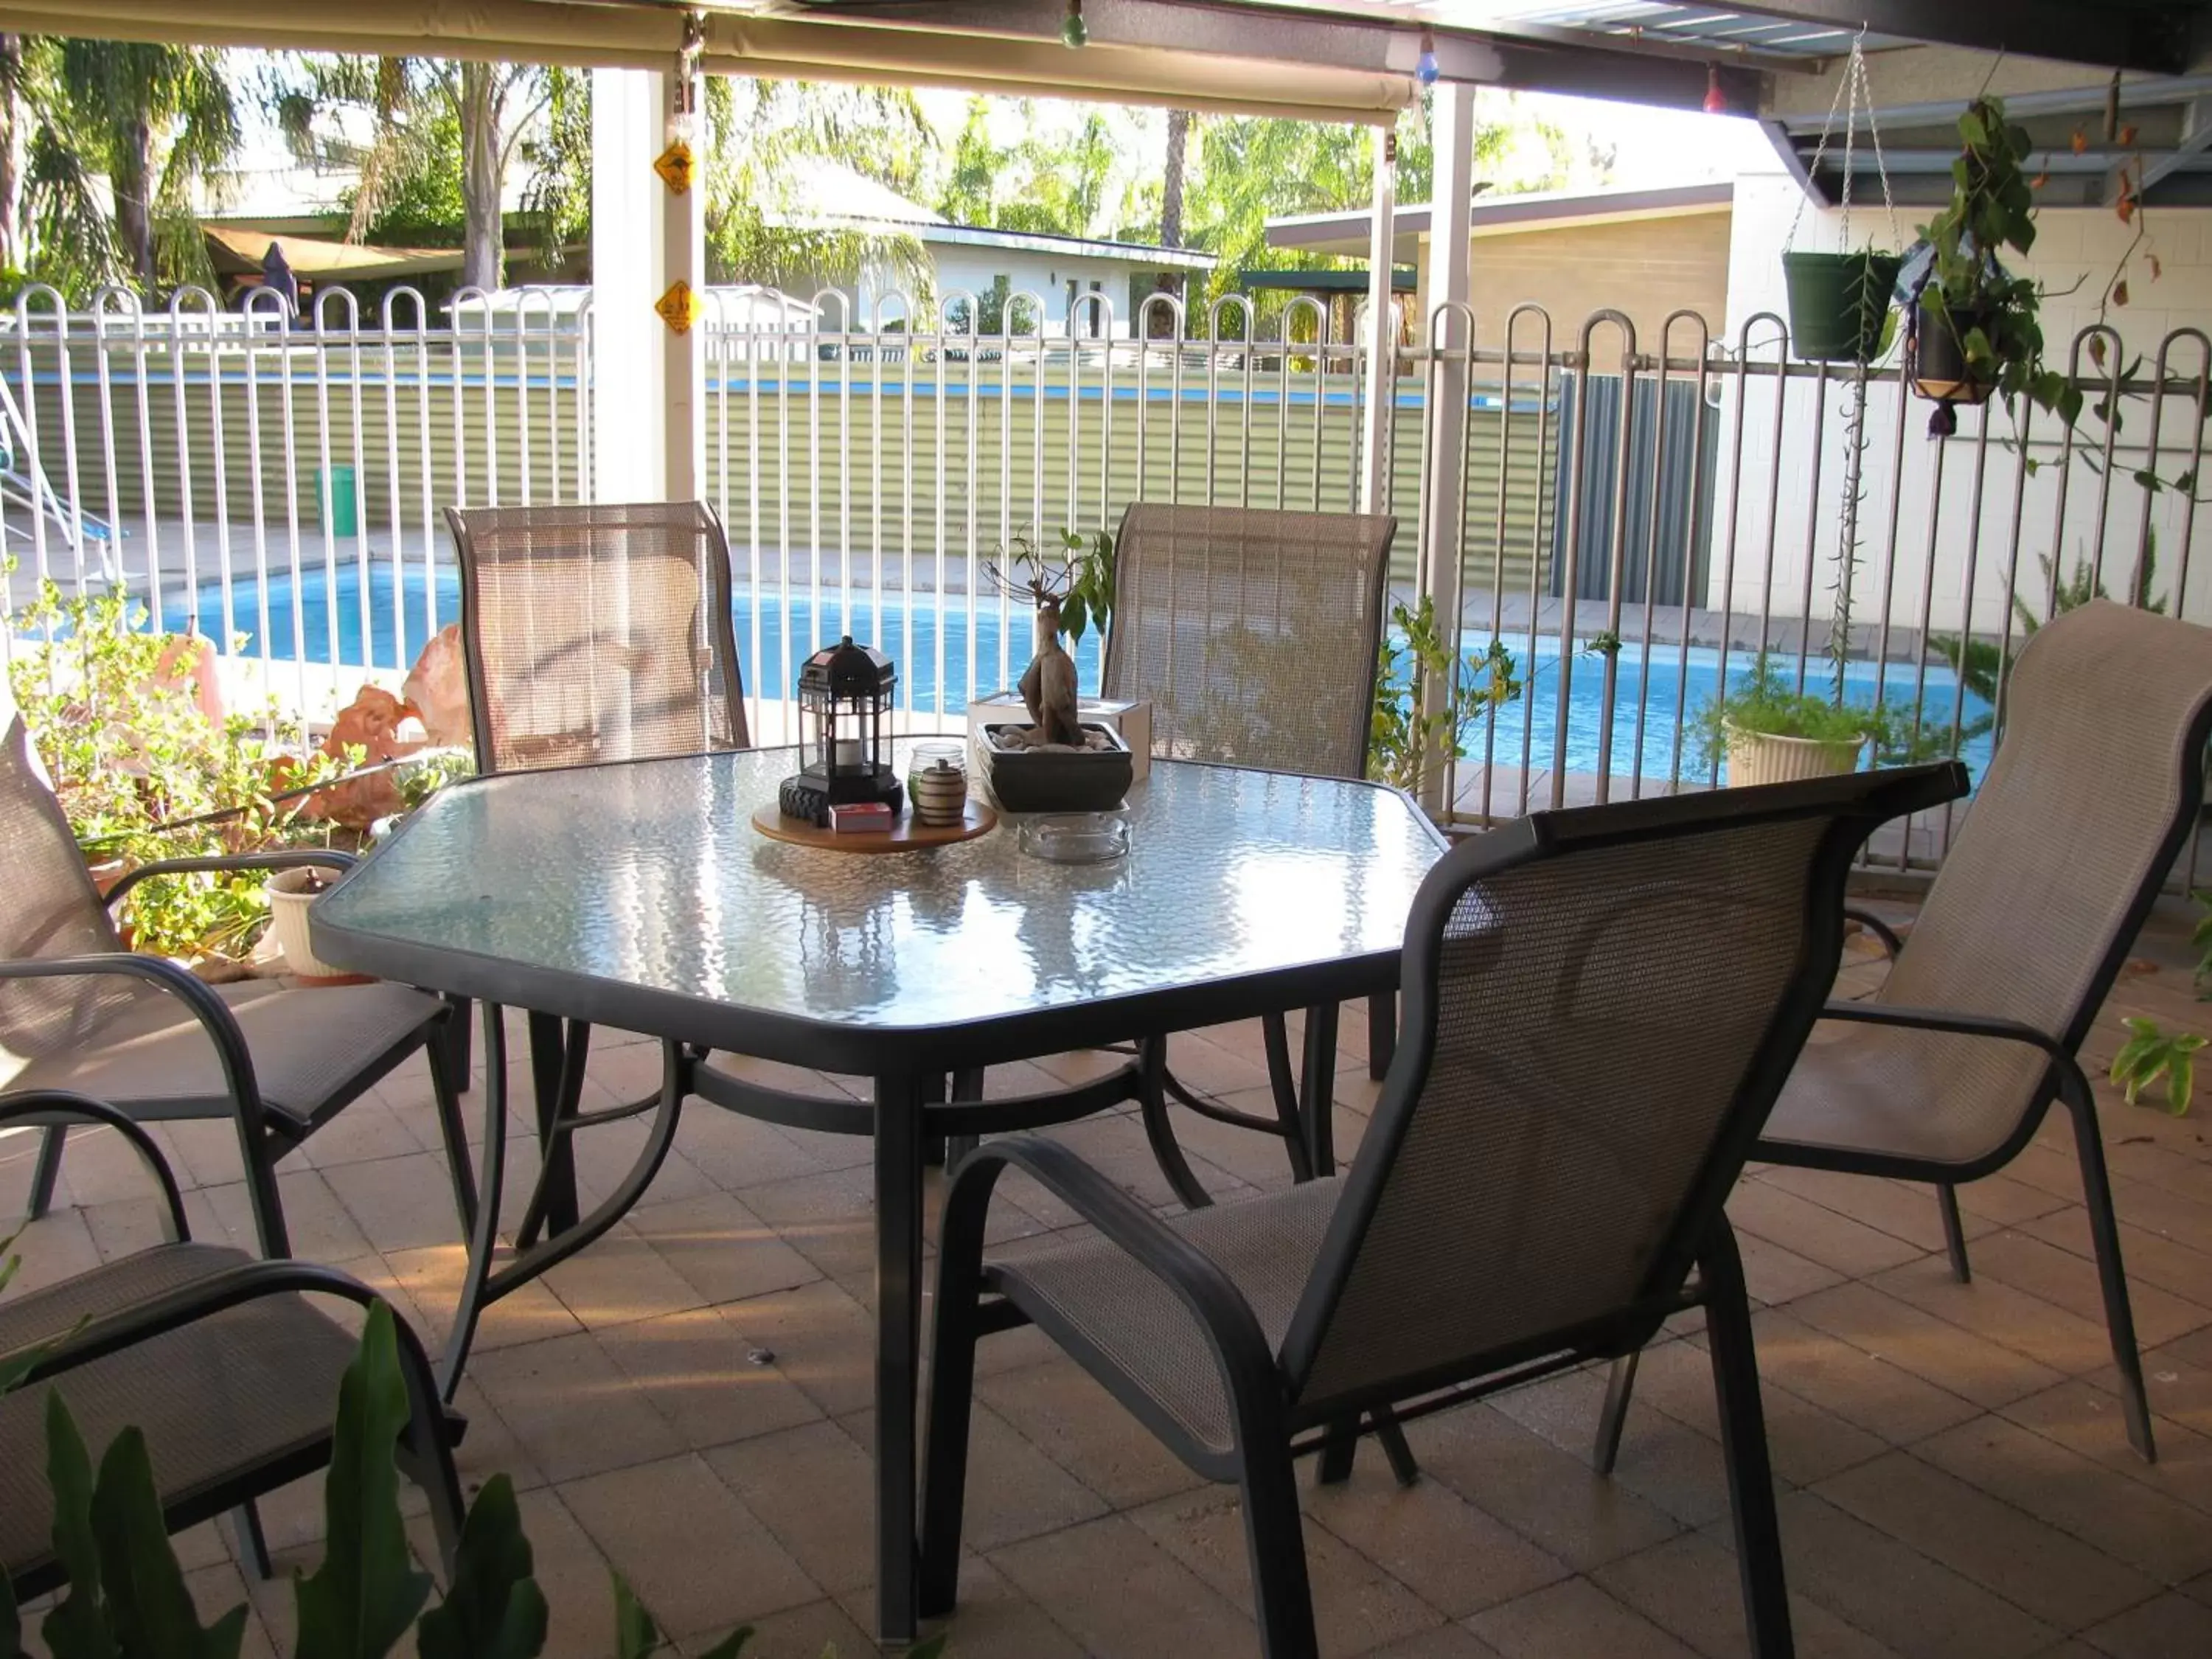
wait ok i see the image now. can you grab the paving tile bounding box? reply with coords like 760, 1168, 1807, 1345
1468, 1577, 1701, 1659
1744, 1308, 1983, 1444
594, 1304, 823, 1450
840, 1398, 1108, 1553
1486, 1363, 1733, 1528
2001, 1371, 2212, 1517
1728, 1183, 1931, 1279
1593, 1532, 1905, 1659
1967, 1229, 2211, 1352
716, 1277, 881, 1419
1813, 1450, 2159, 1630
846, 1553, 1090, 1659
2014, 1202, 2212, 1315
625, 1188, 823, 1307
538, 1220, 711, 1329
975, 1354, 1210, 1509
322, 1149, 473, 1255
989, 1513, 1262, 1659
1767, 1490, 2060, 1659
1755, 1167, 2000, 1256
1364, 1628, 1506, 1659
1303, 1457, 1570, 1618
1625, 1338, 1889, 1489
1917, 1411, 2212, 1585
467, 1329, 688, 1484
1871, 1255, 2133, 1378
735, 1164, 885, 1284
2077, 1590, 2212, 1658
703, 1419, 880, 1593
1788, 1280, 2067, 1410
559, 1453, 819, 1638
1405, 1402, 1684, 1573
1127, 1483, 1444, 1656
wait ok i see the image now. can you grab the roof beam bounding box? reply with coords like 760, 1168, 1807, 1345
1708, 1, 2196, 77
2121, 95, 2212, 201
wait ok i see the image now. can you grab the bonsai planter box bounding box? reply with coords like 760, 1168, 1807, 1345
966, 692, 1151, 782
977, 722, 1134, 812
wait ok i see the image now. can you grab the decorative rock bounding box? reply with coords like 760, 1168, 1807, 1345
403, 623, 473, 748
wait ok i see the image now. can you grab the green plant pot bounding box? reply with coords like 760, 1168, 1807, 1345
1782, 250, 1902, 364
1912, 297, 1997, 406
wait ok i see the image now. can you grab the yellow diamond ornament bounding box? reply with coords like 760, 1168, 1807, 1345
653, 140, 695, 195
655, 281, 701, 335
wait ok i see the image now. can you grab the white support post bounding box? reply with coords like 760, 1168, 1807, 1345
590, 54, 706, 504
1418, 80, 1478, 815
1359, 129, 1397, 517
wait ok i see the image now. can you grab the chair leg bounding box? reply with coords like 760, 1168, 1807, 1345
1366, 990, 1394, 1082
1239, 1439, 1321, 1659
425, 1020, 479, 1237
27, 1124, 66, 1218
1371, 1404, 1419, 1487
1262, 1013, 1315, 1184
440, 995, 474, 1083
1314, 1417, 1358, 1486
1938, 1183, 1972, 1284
2062, 1080, 2157, 1461
1135, 1035, 1213, 1211
944, 1067, 984, 1170
1594, 1351, 1640, 1476
229, 1500, 273, 1580
1704, 1220, 1795, 1659
919, 1164, 997, 1618
236, 1117, 291, 1259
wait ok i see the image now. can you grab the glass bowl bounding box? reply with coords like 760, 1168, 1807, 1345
1018, 810, 1133, 865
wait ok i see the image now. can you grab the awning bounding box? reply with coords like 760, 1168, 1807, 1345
204, 226, 464, 281
0, 0, 1416, 123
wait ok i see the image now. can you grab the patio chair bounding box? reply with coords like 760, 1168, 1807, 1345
921, 762, 1965, 1659
2, 1090, 465, 1599
1096, 502, 1399, 1201
0, 710, 473, 1259
445, 498, 749, 771
445, 498, 750, 1245
1596, 599, 2212, 1469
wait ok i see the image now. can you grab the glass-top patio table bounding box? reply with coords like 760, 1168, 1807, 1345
311, 742, 1446, 1641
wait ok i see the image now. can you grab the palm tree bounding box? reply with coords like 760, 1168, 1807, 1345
52, 39, 237, 293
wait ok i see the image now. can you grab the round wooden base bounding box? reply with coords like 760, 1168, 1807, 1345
750, 799, 997, 852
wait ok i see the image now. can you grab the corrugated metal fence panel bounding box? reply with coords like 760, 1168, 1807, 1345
1548, 373, 1717, 607
706, 364, 1554, 593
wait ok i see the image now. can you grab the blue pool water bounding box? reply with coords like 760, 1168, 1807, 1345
153, 563, 1992, 783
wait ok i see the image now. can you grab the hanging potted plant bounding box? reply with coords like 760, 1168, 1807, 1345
1908, 94, 2083, 432
1780, 37, 1903, 364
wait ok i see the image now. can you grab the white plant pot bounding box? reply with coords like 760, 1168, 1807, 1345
266, 866, 344, 979
1724, 723, 1864, 787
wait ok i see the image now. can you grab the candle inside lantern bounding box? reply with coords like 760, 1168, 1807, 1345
834, 738, 861, 768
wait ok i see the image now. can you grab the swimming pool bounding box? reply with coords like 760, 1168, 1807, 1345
156, 563, 1992, 783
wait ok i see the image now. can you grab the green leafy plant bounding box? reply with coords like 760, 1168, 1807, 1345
5, 577, 344, 961
1916, 94, 2081, 427
2111, 1016, 2206, 1116
986, 526, 1115, 647
0, 1302, 948, 1659
1367, 594, 1522, 796
1692, 653, 1887, 772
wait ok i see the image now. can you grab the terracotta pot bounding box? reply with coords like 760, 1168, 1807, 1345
1724, 723, 1863, 787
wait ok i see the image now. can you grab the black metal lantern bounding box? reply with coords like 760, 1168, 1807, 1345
779, 634, 903, 825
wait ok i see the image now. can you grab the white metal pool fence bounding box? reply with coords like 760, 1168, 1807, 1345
3, 280, 2208, 876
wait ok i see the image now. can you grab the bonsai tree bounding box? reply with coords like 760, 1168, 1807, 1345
984, 526, 1114, 747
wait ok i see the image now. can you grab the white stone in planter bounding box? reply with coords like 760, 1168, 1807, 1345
265, 866, 344, 979
1724, 723, 1864, 787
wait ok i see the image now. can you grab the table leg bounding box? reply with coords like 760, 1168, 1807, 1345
873, 1071, 926, 1644
524, 1011, 583, 1241
1301, 1001, 1341, 1178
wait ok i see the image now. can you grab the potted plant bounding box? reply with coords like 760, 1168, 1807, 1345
1696, 655, 1886, 786
264, 861, 348, 979
1779, 36, 1902, 366
977, 526, 1132, 810
1909, 93, 2083, 431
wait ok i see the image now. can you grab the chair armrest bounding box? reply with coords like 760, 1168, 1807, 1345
105, 848, 358, 910
1843, 907, 1903, 960
4, 1258, 444, 1433
0, 1090, 188, 1241
0, 953, 268, 1142
1819, 999, 2090, 1101
944, 1138, 1279, 1397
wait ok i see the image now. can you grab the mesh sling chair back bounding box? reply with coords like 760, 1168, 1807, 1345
1096, 503, 1399, 1203
0, 704, 472, 1259
1600, 599, 2212, 1469
1, 1091, 466, 1600
923, 762, 1965, 1659
445, 499, 749, 773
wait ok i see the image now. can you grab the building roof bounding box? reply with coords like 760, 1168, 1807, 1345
1241, 266, 1418, 291
1266, 178, 1733, 256
203, 226, 462, 280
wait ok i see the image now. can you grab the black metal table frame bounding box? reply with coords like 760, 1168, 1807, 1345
315, 768, 1441, 1645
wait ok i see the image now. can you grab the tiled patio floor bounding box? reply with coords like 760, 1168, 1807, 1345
9, 900, 2212, 1658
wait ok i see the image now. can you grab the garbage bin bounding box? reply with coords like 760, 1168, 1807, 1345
315, 465, 363, 535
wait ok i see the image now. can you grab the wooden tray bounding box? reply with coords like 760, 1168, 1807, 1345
751, 799, 997, 852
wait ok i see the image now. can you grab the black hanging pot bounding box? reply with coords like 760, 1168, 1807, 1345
1910, 296, 1997, 407
1781, 249, 1902, 364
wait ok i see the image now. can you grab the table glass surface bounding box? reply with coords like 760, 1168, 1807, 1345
315, 745, 1444, 1032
